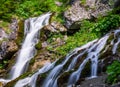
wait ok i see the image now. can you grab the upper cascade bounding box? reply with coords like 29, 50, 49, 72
14, 29, 120, 87
9, 12, 52, 80
0, 13, 52, 86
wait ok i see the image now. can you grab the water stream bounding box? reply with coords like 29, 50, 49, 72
9, 12, 52, 80
14, 29, 120, 87
0, 13, 52, 85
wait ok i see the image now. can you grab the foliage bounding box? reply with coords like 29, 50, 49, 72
0, 0, 19, 21
47, 20, 97, 56
0, 0, 69, 23
47, 13, 120, 56
0, 60, 8, 69
47, 33, 64, 43
91, 14, 120, 36
106, 61, 120, 84
0, 21, 11, 34
80, 0, 86, 5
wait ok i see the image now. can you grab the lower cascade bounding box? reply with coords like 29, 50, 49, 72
14, 29, 120, 87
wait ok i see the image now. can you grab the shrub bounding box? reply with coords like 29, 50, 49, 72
106, 61, 120, 84
91, 15, 120, 36
0, 0, 19, 21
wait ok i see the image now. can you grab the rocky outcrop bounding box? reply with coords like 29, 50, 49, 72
44, 21, 67, 33
0, 18, 19, 60
9, 18, 19, 40
64, 0, 119, 29
0, 41, 18, 61
0, 28, 8, 41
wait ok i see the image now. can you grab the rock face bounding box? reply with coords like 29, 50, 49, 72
0, 41, 18, 61
64, 0, 119, 29
0, 28, 8, 41
9, 18, 19, 40
44, 21, 67, 33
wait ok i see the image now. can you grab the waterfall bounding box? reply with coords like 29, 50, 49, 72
13, 29, 120, 87
0, 13, 52, 86
14, 62, 56, 87
67, 35, 109, 86
9, 13, 52, 80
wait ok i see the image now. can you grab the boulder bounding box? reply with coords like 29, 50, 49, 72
44, 21, 67, 33
0, 28, 8, 41
9, 18, 18, 40
64, 0, 119, 29
0, 41, 18, 61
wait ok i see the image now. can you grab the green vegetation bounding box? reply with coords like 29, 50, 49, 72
47, 20, 97, 55
81, 0, 86, 5
106, 61, 120, 84
0, 0, 69, 23
5, 72, 34, 87
0, 21, 11, 34
0, 60, 8, 69
47, 13, 120, 56
91, 14, 120, 36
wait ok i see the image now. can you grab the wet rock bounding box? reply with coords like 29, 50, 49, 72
0, 69, 6, 78
28, 49, 53, 72
42, 41, 48, 48
114, 0, 120, 8
44, 21, 67, 33
0, 41, 18, 61
9, 18, 18, 40
55, 1, 63, 6
79, 74, 108, 87
0, 82, 4, 87
64, 0, 117, 29
31, 59, 51, 72
0, 28, 8, 41
111, 82, 120, 87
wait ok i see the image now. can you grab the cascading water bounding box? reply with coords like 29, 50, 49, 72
13, 29, 120, 87
14, 61, 56, 87
67, 35, 109, 87
9, 13, 52, 80
0, 13, 52, 86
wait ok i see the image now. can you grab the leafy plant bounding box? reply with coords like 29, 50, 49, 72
0, 0, 69, 23
91, 14, 120, 36
106, 61, 120, 84
47, 20, 97, 56
0, 0, 19, 21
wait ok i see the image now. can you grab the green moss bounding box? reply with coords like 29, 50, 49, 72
81, 0, 86, 5
5, 72, 34, 87
29, 58, 35, 65
54, 56, 65, 66
15, 20, 24, 46
106, 61, 120, 84
35, 41, 42, 50
58, 70, 74, 86
0, 21, 11, 34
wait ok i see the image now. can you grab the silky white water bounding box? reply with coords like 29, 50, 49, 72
14, 62, 56, 87
0, 13, 52, 86
9, 13, 52, 80
13, 29, 120, 87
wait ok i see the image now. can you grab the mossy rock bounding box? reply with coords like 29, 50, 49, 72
4, 72, 33, 87
57, 70, 74, 87
35, 41, 42, 50
15, 20, 24, 46
36, 73, 48, 87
